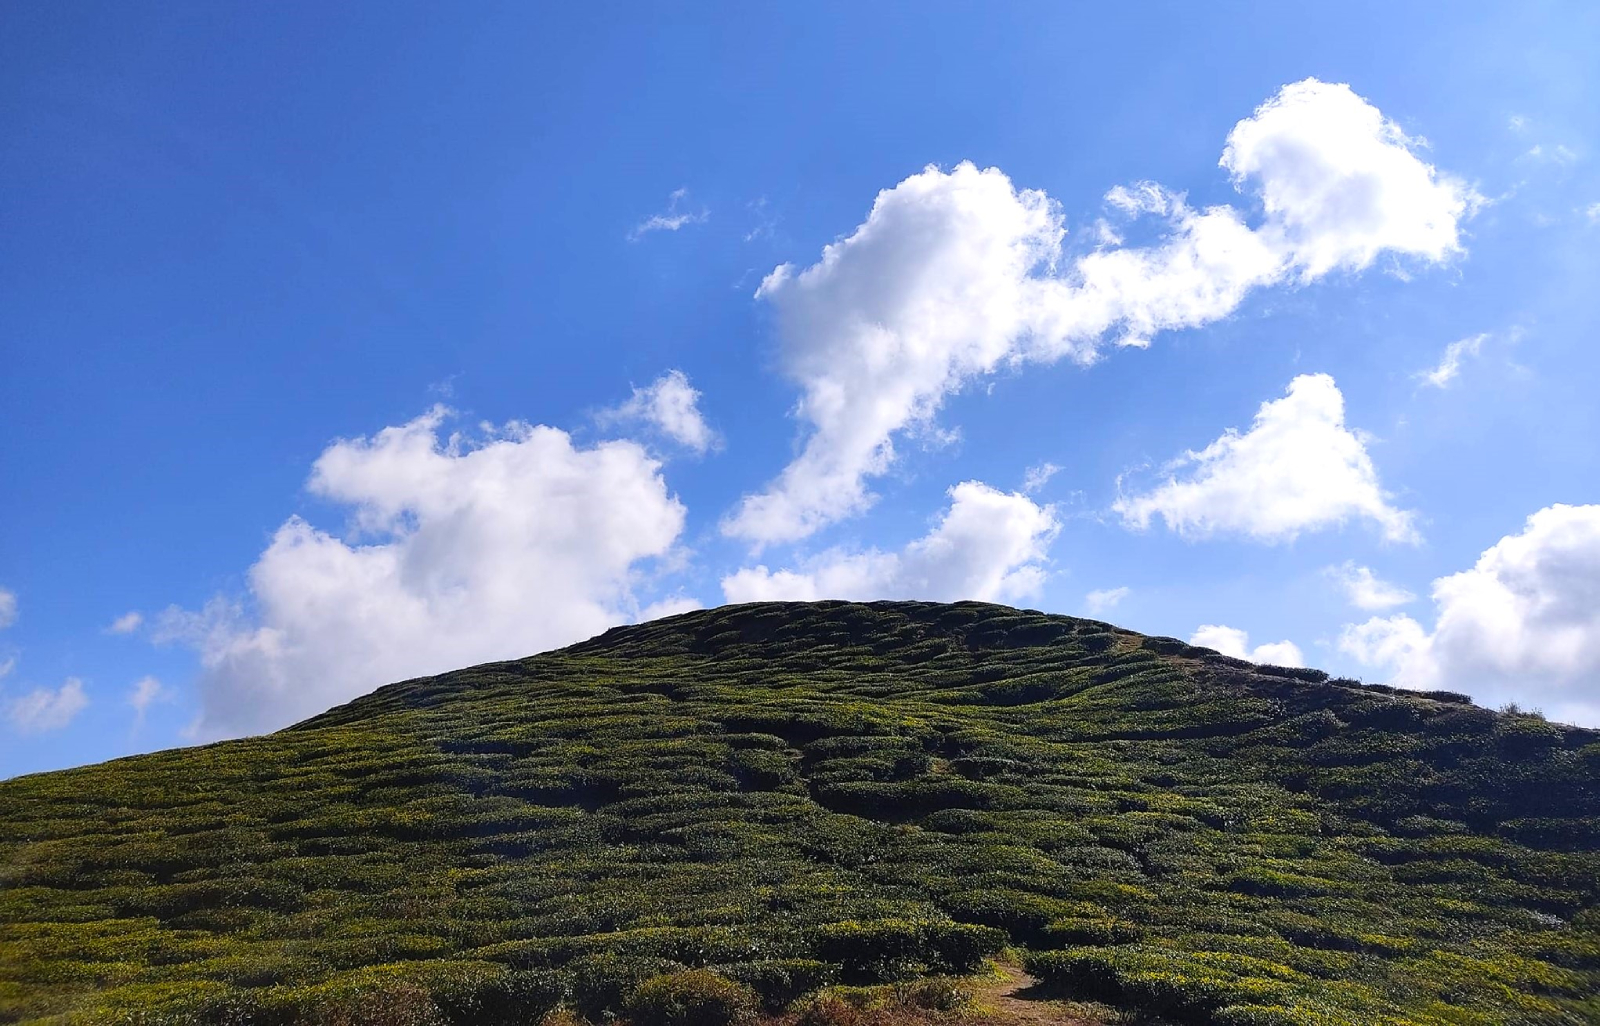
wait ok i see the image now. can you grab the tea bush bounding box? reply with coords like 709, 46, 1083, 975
625, 969, 757, 1026
3, 601, 1597, 1024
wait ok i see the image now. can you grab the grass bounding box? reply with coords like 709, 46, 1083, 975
1, 600, 1597, 1025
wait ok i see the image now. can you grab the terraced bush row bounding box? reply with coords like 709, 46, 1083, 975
2, 601, 1596, 1024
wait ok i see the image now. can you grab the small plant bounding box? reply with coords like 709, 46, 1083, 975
723, 959, 836, 1011
890, 977, 971, 1012
624, 970, 758, 1026
792, 994, 863, 1026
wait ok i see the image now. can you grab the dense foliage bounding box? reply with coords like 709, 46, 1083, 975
2, 601, 1597, 1025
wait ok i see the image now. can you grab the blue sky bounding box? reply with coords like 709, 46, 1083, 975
4, 3, 1599, 776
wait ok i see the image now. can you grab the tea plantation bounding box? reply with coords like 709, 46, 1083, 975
2, 601, 1597, 1025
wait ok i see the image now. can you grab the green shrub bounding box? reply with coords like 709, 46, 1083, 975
921, 922, 1005, 973
427, 967, 568, 1026
624, 970, 757, 1026
569, 954, 685, 1019
791, 994, 862, 1026
3, 600, 1597, 1026
721, 959, 837, 1010
891, 976, 971, 1011
812, 920, 927, 982
1213, 1005, 1348, 1026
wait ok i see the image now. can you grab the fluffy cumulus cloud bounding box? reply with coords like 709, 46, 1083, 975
161, 407, 687, 739
6, 677, 88, 733
1113, 374, 1417, 544
1219, 79, 1477, 279
602, 370, 719, 454
1189, 625, 1305, 668
723, 79, 1478, 545
722, 482, 1057, 604
1327, 561, 1415, 610
1340, 504, 1600, 724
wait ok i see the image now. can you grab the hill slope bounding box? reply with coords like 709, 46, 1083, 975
2, 601, 1598, 1025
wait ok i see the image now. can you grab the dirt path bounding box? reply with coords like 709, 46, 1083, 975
973, 963, 1107, 1026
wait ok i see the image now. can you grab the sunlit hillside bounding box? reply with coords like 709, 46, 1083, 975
3, 601, 1597, 1025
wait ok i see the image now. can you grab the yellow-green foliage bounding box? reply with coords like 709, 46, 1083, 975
2, 601, 1597, 1025
625, 969, 757, 1026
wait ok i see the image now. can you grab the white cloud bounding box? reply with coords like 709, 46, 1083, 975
1220, 78, 1479, 280
1520, 144, 1577, 165
128, 675, 170, 724
6, 677, 88, 733
722, 481, 1057, 604
629, 188, 709, 240
1114, 374, 1418, 544
107, 611, 144, 635
1338, 614, 1430, 677
1189, 625, 1305, 667
1416, 333, 1487, 388
639, 595, 703, 621
1508, 115, 1527, 132
744, 196, 779, 242
1586, 202, 1600, 226
1084, 586, 1130, 615
724, 79, 1476, 545
1022, 462, 1062, 494
1327, 561, 1416, 611
1339, 504, 1600, 724
602, 370, 719, 454
0, 590, 17, 682
1105, 181, 1177, 217
160, 406, 688, 739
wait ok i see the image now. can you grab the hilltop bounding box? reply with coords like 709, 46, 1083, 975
2, 601, 1597, 1025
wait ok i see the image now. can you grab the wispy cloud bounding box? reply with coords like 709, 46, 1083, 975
106, 611, 144, 635
1022, 462, 1061, 494
6, 678, 88, 733
744, 196, 779, 242
1519, 143, 1577, 165
629, 188, 709, 241
1416, 333, 1487, 389
1326, 561, 1415, 610
128, 675, 171, 727
1084, 587, 1129, 615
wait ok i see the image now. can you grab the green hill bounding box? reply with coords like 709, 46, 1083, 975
3, 601, 1598, 1025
